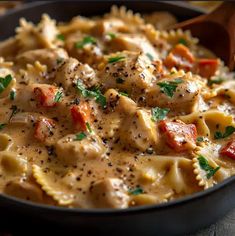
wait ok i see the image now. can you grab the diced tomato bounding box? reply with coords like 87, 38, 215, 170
34, 85, 58, 107
70, 102, 90, 131
164, 44, 195, 71
197, 59, 218, 78
34, 118, 55, 142
220, 140, 235, 160
159, 120, 197, 152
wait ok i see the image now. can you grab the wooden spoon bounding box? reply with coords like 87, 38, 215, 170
170, 2, 235, 70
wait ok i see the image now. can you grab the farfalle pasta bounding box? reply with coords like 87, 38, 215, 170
0, 6, 234, 209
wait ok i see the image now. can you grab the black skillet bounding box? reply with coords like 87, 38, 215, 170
0, 1, 234, 235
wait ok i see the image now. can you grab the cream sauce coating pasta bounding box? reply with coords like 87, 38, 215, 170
0, 6, 234, 208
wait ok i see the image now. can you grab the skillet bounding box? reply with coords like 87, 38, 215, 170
0, 1, 234, 235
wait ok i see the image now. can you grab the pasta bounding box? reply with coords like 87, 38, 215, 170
0, 6, 234, 209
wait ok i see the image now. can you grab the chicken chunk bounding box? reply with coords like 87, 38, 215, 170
109, 34, 159, 60
92, 18, 127, 35
16, 48, 68, 71
54, 57, 96, 90
65, 32, 102, 65
99, 51, 156, 96
119, 109, 159, 151
55, 134, 106, 165
90, 178, 129, 208
146, 75, 203, 114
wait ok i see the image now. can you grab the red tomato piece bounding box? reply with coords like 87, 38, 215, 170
164, 44, 195, 71
159, 120, 197, 152
70, 102, 90, 131
220, 140, 235, 160
197, 59, 218, 78
34, 118, 55, 142
34, 85, 58, 107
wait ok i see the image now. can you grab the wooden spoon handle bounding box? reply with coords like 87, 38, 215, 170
210, 2, 235, 70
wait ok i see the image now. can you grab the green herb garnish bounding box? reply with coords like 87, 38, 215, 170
214, 126, 235, 140
0, 74, 12, 94
9, 90, 16, 100
157, 78, 183, 97
116, 78, 125, 84
178, 38, 187, 46
146, 52, 154, 61
196, 137, 204, 142
74, 132, 87, 141
76, 80, 106, 108
56, 34, 65, 41
56, 58, 64, 64
0, 123, 6, 131
108, 55, 125, 64
9, 105, 19, 121
208, 77, 224, 86
198, 155, 220, 179
54, 91, 63, 102
86, 122, 92, 133
107, 32, 116, 39
151, 107, 169, 122
129, 187, 143, 195
75, 36, 96, 49
119, 91, 128, 97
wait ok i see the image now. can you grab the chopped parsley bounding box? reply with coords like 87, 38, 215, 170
178, 38, 187, 46
129, 187, 143, 195
86, 122, 92, 133
108, 55, 125, 64
9, 105, 19, 121
56, 57, 64, 64
208, 77, 224, 86
157, 78, 183, 98
56, 34, 65, 41
196, 136, 204, 142
214, 126, 235, 139
198, 155, 220, 179
76, 80, 106, 108
151, 107, 170, 122
116, 77, 125, 84
146, 52, 154, 61
0, 123, 6, 131
54, 91, 63, 102
74, 132, 87, 141
9, 90, 16, 100
0, 74, 12, 94
107, 32, 116, 39
75, 36, 96, 49
119, 91, 128, 97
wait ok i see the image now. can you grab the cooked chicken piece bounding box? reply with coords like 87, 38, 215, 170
119, 109, 159, 151
145, 75, 203, 114
4, 179, 43, 202
16, 48, 68, 71
109, 34, 159, 60
92, 18, 128, 35
99, 51, 157, 96
90, 178, 129, 208
54, 57, 96, 90
0, 37, 19, 59
105, 88, 137, 114
65, 32, 103, 65
55, 134, 106, 165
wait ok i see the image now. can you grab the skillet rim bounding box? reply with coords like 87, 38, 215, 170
0, 0, 233, 215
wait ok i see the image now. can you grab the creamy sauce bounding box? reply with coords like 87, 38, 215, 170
0, 6, 235, 208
